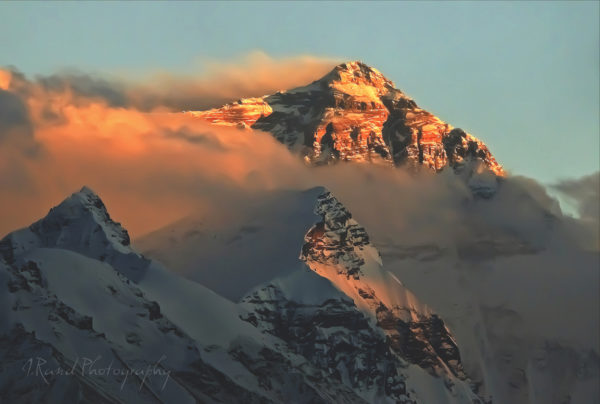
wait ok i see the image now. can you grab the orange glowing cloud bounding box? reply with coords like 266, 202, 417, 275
122, 51, 341, 111
0, 53, 339, 237
0, 104, 310, 237
0, 70, 11, 90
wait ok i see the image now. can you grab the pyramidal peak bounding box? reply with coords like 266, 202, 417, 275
325, 60, 397, 92
335, 60, 383, 74
186, 60, 505, 176
78, 185, 99, 197
38, 185, 131, 249
0, 186, 149, 281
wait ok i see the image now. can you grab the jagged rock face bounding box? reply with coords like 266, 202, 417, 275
300, 192, 467, 382
254, 63, 396, 165
188, 61, 504, 175
301, 192, 370, 278
240, 284, 416, 403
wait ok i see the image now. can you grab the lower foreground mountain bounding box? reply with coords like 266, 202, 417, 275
0, 186, 481, 403
0, 184, 597, 403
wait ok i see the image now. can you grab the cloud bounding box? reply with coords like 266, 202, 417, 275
162, 126, 227, 150
0, 89, 40, 157
36, 72, 129, 108
0, 90, 31, 133
122, 51, 340, 111
552, 172, 600, 223
0, 105, 310, 237
0, 70, 11, 90
0, 52, 340, 237
549, 172, 600, 250
1, 51, 339, 115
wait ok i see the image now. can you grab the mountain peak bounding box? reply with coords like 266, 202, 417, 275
0, 186, 149, 280
78, 185, 97, 196
337, 60, 369, 69
300, 188, 469, 379
53, 186, 128, 243
332, 60, 383, 78
329, 60, 395, 88
187, 61, 505, 176
66, 186, 109, 215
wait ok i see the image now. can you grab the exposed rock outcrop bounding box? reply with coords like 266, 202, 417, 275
188, 61, 504, 176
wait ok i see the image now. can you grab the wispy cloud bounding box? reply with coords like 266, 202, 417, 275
0, 52, 338, 236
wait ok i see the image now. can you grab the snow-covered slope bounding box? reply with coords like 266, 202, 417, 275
139, 179, 600, 404
238, 190, 483, 403
1, 186, 488, 403
139, 186, 487, 401
136, 188, 324, 302
0, 248, 272, 403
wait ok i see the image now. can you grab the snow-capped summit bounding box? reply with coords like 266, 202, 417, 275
38, 185, 131, 248
0, 186, 149, 281
187, 61, 505, 176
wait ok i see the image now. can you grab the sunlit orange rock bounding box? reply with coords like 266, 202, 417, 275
185, 97, 272, 128
188, 61, 505, 176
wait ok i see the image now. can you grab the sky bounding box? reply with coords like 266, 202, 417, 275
0, 1, 598, 184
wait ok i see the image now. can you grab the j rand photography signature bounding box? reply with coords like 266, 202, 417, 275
22, 355, 171, 391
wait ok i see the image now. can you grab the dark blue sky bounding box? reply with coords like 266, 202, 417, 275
1, 1, 598, 183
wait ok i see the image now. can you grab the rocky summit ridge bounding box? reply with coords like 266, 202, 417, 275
187, 61, 505, 176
